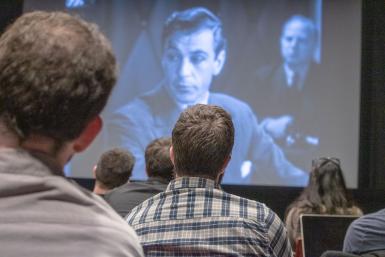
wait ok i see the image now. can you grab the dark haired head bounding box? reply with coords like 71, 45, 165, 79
0, 11, 116, 146
95, 148, 135, 190
171, 104, 234, 180
309, 157, 347, 202
145, 137, 174, 181
162, 7, 226, 56
288, 157, 355, 214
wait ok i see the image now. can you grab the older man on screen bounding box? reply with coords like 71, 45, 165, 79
245, 15, 324, 171
108, 7, 307, 185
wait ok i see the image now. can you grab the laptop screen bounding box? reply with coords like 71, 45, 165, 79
300, 214, 359, 257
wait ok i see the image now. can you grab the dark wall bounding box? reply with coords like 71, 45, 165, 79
358, 0, 385, 189
0, 0, 22, 34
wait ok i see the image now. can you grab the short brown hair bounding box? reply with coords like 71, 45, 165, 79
145, 137, 174, 181
171, 104, 234, 179
0, 11, 116, 144
95, 148, 135, 190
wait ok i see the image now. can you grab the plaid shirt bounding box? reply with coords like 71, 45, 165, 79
127, 177, 292, 257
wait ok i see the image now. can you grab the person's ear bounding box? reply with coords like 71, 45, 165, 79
169, 145, 175, 165
213, 49, 226, 76
216, 155, 231, 184
73, 116, 102, 153
222, 155, 231, 171
92, 165, 97, 179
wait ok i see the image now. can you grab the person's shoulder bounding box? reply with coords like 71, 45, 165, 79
105, 181, 165, 201
64, 180, 126, 222
344, 210, 380, 244
108, 86, 165, 126
107, 181, 146, 194
126, 190, 166, 224
46, 179, 143, 254
224, 192, 287, 244
225, 191, 274, 220
210, 92, 253, 113
84, 202, 144, 256
351, 208, 385, 227
114, 87, 161, 115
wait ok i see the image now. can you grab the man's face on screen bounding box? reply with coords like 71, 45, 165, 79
162, 29, 224, 105
280, 19, 315, 68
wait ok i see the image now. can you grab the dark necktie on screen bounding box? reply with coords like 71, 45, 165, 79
284, 72, 301, 114
291, 72, 300, 90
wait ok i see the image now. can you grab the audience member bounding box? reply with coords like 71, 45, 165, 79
93, 148, 135, 196
126, 104, 292, 256
285, 157, 362, 248
343, 208, 385, 255
0, 11, 143, 256
105, 137, 173, 217
108, 7, 307, 186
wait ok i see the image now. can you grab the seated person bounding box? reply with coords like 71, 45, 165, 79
246, 15, 325, 171
105, 137, 173, 217
0, 11, 143, 256
107, 7, 307, 186
126, 104, 292, 256
92, 148, 135, 197
285, 157, 362, 248
343, 208, 385, 255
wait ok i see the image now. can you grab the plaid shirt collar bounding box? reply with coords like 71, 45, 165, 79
166, 177, 221, 191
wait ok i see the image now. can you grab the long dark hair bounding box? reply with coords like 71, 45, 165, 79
286, 158, 357, 215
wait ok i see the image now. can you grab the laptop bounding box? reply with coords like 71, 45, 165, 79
300, 214, 359, 257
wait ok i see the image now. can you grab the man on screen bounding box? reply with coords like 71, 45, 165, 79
108, 7, 307, 185
246, 15, 324, 170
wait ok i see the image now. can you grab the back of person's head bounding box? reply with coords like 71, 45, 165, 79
95, 148, 135, 190
162, 7, 226, 55
171, 104, 234, 180
145, 137, 174, 181
308, 158, 349, 211
293, 157, 356, 214
0, 11, 116, 146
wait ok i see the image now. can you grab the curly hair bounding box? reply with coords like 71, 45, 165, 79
0, 11, 116, 144
95, 148, 135, 190
145, 137, 174, 181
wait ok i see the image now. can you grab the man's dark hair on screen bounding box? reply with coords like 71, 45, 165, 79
162, 7, 226, 56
